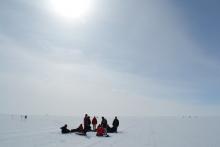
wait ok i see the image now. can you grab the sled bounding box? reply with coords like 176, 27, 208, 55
96, 134, 110, 137
75, 132, 87, 136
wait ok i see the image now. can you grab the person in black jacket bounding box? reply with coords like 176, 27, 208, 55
87, 116, 91, 131
60, 124, 70, 134
112, 116, 119, 133
70, 124, 84, 133
101, 117, 108, 128
101, 117, 108, 134
83, 114, 91, 134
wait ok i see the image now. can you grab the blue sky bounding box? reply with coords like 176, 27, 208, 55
173, 0, 220, 57
0, 0, 220, 116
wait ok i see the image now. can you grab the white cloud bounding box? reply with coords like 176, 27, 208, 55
0, 0, 220, 116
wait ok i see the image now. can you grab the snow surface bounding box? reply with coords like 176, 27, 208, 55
0, 115, 220, 147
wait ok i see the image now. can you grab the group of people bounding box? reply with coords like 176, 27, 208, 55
60, 114, 119, 137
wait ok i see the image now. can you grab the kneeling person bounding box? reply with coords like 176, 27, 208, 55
96, 124, 109, 137
96, 124, 105, 136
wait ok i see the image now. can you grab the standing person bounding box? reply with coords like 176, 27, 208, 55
92, 116, 97, 131
83, 114, 88, 128
101, 117, 107, 128
101, 117, 108, 134
112, 116, 119, 133
83, 114, 88, 134
88, 116, 91, 131
83, 114, 91, 134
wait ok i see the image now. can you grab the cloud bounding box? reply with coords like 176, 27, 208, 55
0, 0, 220, 116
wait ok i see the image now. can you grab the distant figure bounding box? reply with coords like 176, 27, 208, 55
92, 116, 97, 131
112, 116, 119, 133
24, 115, 27, 119
60, 124, 70, 134
71, 124, 84, 133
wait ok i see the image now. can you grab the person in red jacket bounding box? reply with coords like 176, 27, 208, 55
92, 116, 97, 131
96, 124, 105, 136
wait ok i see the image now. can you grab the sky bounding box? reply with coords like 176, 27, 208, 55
0, 0, 220, 116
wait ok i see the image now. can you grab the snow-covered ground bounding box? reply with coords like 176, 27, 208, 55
0, 114, 220, 147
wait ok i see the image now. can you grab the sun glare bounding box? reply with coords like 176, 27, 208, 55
50, 0, 91, 20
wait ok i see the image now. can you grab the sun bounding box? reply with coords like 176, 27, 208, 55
49, 0, 92, 20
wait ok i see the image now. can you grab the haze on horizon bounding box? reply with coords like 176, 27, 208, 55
0, 0, 220, 116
